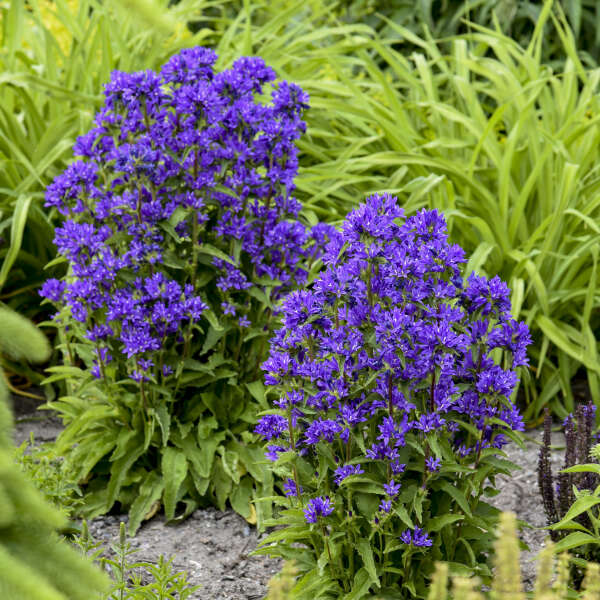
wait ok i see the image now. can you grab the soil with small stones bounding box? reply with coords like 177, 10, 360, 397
10, 393, 567, 597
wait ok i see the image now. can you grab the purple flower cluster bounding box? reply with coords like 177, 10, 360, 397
40, 48, 336, 385
304, 496, 334, 523
400, 526, 433, 547
256, 193, 531, 537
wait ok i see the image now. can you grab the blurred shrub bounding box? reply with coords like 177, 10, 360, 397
0, 375, 108, 599
0, 303, 50, 408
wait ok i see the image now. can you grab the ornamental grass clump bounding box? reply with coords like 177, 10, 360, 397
39, 47, 336, 532
254, 193, 531, 599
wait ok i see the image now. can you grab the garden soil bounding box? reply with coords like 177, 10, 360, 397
12, 394, 566, 598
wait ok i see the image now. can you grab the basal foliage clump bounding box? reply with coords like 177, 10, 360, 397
254, 193, 531, 598
39, 47, 336, 532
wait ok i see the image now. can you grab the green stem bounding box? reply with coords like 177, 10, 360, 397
320, 521, 342, 589
234, 328, 243, 363
422, 439, 430, 488
429, 367, 436, 412
139, 379, 148, 415
288, 411, 303, 508
388, 371, 394, 418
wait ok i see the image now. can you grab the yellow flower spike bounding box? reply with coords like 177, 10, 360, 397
582, 562, 600, 600
552, 552, 570, 597
265, 561, 297, 600
452, 576, 483, 600
491, 511, 525, 600
533, 540, 555, 596
427, 562, 449, 600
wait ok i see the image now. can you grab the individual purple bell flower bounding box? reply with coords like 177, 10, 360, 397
425, 456, 441, 472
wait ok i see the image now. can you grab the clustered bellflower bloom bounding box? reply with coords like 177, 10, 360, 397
38, 47, 337, 525
41, 48, 334, 384
255, 193, 531, 597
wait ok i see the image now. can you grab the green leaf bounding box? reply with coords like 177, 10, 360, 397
66, 433, 116, 483
128, 471, 164, 535
230, 476, 253, 519
161, 446, 188, 521
259, 525, 313, 544
105, 434, 145, 512
151, 403, 170, 448
393, 504, 414, 528
212, 460, 232, 511
195, 432, 225, 478
343, 568, 372, 600
200, 324, 226, 355
202, 309, 224, 332
220, 446, 240, 485
456, 537, 477, 566
197, 242, 236, 266
245, 380, 269, 410
537, 314, 600, 374
438, 481, 473, 517
197, 415, 218, 439
356, 538, 379, 588
551, 531, 600, 553
162, 249, 187, 269
561, 464, 600, 475
427, 513, 464, 532
550, 495, 600, 530
247, 286, 272, 309
0, 194, 31, 292
110, 429, 138, 462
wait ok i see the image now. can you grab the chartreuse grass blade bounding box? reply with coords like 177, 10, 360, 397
0, 195, 32, 292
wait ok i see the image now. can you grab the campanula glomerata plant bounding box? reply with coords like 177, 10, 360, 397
254, 193, 532, 599
39, 47, 337, 532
